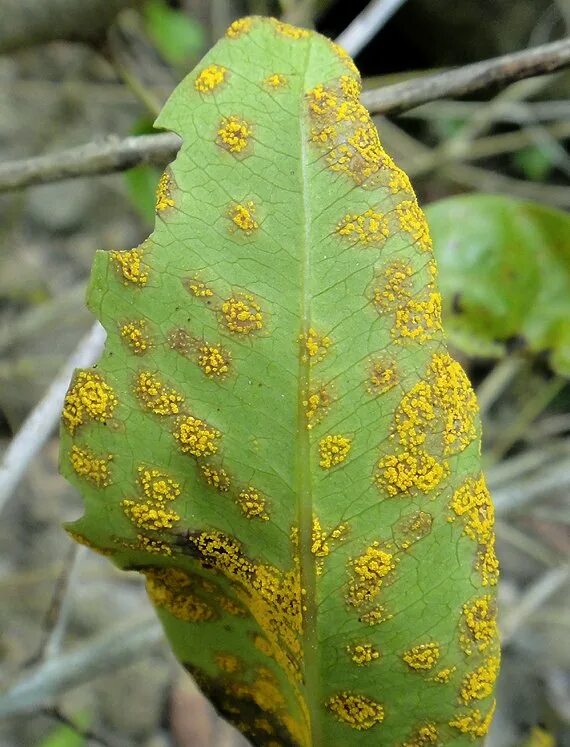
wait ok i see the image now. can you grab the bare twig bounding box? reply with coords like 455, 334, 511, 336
501, 566, 570, 643
495, 521, 560, 568
106, 24, 163, 118
0, 284, 86, 355
0, 322, 106, 516
476, 358, 524, 417
452, 120, 570, 163
486, 440, 570, 487
442, 162, 570, 207
2, 39, 569, 192
379, 106, 570, 205
0, 133, 180, 193
0, 0, 143, 54
335, 0, 409, 57
488, 376, 567, 464
491, 457, 570, 515
36, 545, 86, 663
0, 617, 162, 717
401, 99, 570, 124
361, 37, 570, 114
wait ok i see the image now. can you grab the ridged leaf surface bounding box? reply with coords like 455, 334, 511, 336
60, 16, 500, 747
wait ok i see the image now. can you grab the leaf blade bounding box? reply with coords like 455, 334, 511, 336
60, 17, 499, 746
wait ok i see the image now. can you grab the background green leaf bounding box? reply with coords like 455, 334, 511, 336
143, 0, 205, 67
428, 194, 570, 376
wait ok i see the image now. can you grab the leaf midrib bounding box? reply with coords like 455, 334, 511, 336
296, 39, 322, 746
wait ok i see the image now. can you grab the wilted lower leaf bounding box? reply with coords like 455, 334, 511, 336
60, 16, 499, 746
428, 194, 570, 376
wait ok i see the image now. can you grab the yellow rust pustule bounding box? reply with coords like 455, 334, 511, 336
62, 370, 118, 434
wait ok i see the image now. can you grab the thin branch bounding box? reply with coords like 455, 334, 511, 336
1, 39, 569, 192
36, 545, 86, 663
488, 376, 567, 464
451, 120, 570, 163
335, 0, 409, 57
0, 322, 107, 516
491, 457, 570, 516
501, 565, 570, 643
106, 24, 163, 118
401, 99, 570, 124
0, 133, 180, 193
495, 521, 560, 568
361, 37, 570, 114
410, 77, 557, 173
476, 358, 524, 417
442, 162, 570, 207
0, 617, 162, 717
486, 440, 570, 488
0, 284, 86, 356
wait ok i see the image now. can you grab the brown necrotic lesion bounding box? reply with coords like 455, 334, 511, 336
183, 662, 306, 747
183, 530, 304, 684
145, 567, 217, 622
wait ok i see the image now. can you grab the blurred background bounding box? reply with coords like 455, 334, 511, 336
0, 1, 569, 745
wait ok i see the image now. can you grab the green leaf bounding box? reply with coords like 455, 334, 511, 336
143, 0, 205, 67
39, 718, 87, 747
427, 194, 570, 376
512, 145, 554, 182
60, 16, 499, 746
